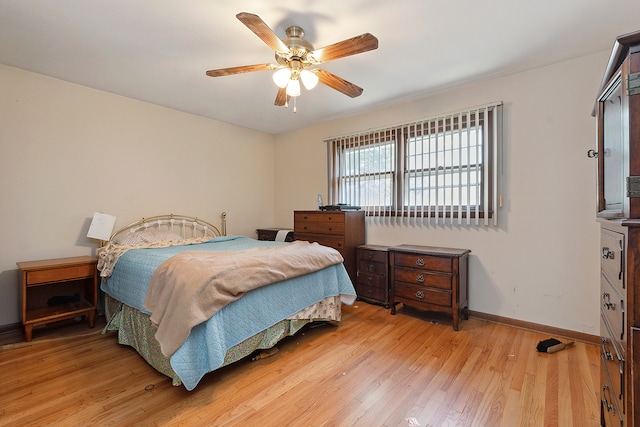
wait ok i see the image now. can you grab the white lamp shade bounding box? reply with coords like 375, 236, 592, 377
286, 79, 301, 97
272, 68, 291, 88
87, 212, 116, 241
300, 69, 319, 90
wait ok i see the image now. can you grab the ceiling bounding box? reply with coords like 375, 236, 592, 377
1, 1, 640, 135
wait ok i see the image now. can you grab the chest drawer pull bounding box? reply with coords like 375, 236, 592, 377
416, 290, 425, 299
602, 384, 614, 412
601, 337, 614, 361
416, 274, 425, 283
602, 247, 615, 259
416, 258, 425, 266
602, 292, 616, 310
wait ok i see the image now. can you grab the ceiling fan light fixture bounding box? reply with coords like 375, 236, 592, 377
286, 78, 301, 97
300, 69, 319, 90
272, 68, 291, 88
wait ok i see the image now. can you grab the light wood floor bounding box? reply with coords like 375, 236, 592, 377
0, 303, 600, 427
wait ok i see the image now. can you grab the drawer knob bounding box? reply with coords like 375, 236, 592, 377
602, 292, 616, 310
367, 277, 372, 283
602, 247, 614, 259
368, 265, 375, 272
416, 290, 425, 299
416, 258, 425, 266
416, 274, 425, 283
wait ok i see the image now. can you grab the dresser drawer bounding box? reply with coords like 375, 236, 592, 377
393, 252, 452, 273
296, 221, 345, 235
393, 282, 451, 307
601, 227, 624, 295
601, 313, 625, 415
295, 233, 345, 251
393, 267, 451, 290
602, 272, 626, 351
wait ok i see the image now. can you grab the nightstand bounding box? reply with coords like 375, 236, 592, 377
390, 245, 470, 330
17, 256, 98, 341
356, 245, 390, 307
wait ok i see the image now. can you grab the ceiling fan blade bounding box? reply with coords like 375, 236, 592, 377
310, 33, 378, 63
274, 87, 289, 106
314, 69, 363, 98
236, 12, 289, 54
206, 63, 276, 77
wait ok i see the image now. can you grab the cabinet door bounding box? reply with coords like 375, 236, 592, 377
597, 76, 626, 218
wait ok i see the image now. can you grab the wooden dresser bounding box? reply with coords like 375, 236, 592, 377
293, 210, 365, 283
593, 30, 640, 427
389, 244, 470, 331
356, 245, 390, 307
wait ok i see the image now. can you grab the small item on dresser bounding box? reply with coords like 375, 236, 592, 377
275, 229, 293, 242
536, 338, 574, 353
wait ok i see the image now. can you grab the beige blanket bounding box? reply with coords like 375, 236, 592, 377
143, 241, 344, 357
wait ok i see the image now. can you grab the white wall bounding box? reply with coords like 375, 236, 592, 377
0, 49, 610, 335
0, 64, 277, 327
274, 50, 610, 336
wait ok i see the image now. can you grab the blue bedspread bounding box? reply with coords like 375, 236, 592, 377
101, 235, 356, 390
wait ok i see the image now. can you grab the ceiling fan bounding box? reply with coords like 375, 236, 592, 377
205, 12, 379, 108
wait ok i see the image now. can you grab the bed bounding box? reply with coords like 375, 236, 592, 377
98, 214, 356, 391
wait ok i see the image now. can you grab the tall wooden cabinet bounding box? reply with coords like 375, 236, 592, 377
595, 30, 640, 427
294, 210, 365, 283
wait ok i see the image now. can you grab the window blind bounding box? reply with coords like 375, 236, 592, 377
326, 102, 503, 226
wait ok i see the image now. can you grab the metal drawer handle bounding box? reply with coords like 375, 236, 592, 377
601, 338, 614, 361
416, 291, 425, 299
415, 258, 425, 266
602, 292, 616, 310
602, 247, 614, 259
602, 384, 614, 412
416, 274, 424, 283
368, 265, 375, 272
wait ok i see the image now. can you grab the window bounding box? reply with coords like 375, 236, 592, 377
327, 102, 502, 225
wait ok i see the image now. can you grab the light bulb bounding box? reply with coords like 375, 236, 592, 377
286, 79, 301, 97
272, 68, 291, 88
300, 69, 319, 90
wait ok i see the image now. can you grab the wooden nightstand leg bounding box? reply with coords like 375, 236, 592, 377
24, 325, 33, 342
88, 310, 96, 328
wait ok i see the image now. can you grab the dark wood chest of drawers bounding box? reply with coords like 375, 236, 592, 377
390, 244, 470, 330
356, 245, 390, 307
294, 210, 365, 283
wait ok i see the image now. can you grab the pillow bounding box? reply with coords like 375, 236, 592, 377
113, 229, 184, 245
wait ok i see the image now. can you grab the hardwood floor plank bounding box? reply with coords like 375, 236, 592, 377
0, 303, 601, 426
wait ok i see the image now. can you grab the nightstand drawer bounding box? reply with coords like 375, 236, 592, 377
358, 248, 388, 264
393, 283, 451, 307
357, 272, 387, 289
393, 267, 451, 290
359, 260, 387, 276
26, 264, 96, 286
356, 274, 387, 301
393, 252, 452, 273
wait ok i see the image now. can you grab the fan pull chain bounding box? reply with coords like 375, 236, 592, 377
293, 96, 297, 113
